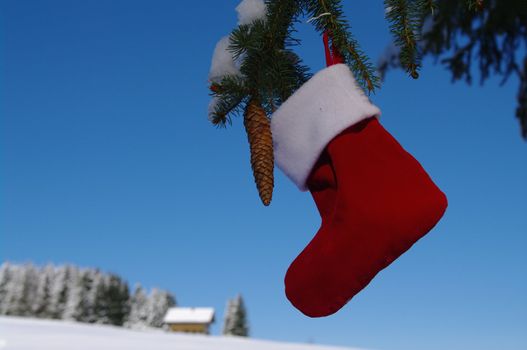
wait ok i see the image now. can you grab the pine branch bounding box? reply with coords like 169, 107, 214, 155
385, 0, 422, 79
305, 0, 380, 92
210, 75, 250, 127
417, 0, 436, 15
229, 23, 259, 61
213, 0, 308, 126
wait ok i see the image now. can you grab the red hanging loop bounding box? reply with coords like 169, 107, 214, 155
323, 31, 333, 67
323, 31, 345, 67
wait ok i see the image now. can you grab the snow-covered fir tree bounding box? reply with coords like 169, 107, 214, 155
48, 265, 71, 319
2, 264, 22, 316
31, 265, 54, 318
78, 269, 96, 323
0, 263, 13, 314
146, 288, 176, 328
63, 266, 85, 321
126, 284, 149, 328
103, 274, 129, 326
24, 264, 40, 315
222, 294, 249, 337
88, 271, 107, 324
4, 264, 39, 316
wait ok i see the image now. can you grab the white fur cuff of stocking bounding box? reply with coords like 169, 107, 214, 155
271, 64, 381, 191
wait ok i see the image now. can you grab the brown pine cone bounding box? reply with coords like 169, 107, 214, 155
244, 99, 274, 206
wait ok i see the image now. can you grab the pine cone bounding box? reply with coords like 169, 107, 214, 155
244, 99, 274, 206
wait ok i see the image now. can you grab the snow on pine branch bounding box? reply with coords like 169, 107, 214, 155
208, 36, 241, 83
236, 0, 267, 25
207, 0, 267, 119
208, 0, 267, 83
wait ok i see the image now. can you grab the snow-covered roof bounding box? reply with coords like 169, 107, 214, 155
163, 307, 215, 324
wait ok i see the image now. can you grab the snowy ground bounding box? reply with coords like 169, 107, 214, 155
0, 316, 367, 350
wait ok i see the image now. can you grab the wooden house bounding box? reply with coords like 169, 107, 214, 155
163, 307, 215, 334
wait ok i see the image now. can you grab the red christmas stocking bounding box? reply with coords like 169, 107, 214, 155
271, 64, 448, 317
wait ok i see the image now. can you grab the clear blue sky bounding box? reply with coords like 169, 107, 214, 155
1, 1, 526, 349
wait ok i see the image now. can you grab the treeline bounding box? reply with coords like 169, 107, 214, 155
0, 262, 175, 328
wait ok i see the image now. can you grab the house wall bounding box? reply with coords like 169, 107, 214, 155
168, 323, 210, 334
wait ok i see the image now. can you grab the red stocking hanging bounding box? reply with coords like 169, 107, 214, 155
271, 36, 448, 317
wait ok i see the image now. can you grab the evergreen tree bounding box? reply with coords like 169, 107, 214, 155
103, 274, 130, 326
63, 267, 85, 321
49, 265, 71, 319
4, 263, 39, 316
222, 294, 249, 337
32, 265, 54, 318
3, 264, 23, 316
90, 271, 108, 324
146, 288, 176, 328
77, 268, 100, 323
0, 263, 13, 315
126, 284, 148, 328
23, 264, 40, 316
